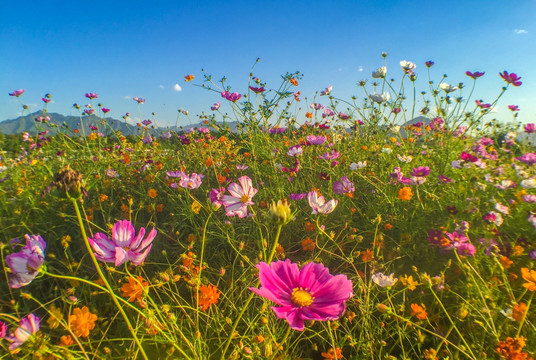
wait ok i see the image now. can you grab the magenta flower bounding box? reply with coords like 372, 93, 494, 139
6, 314, 40, 351
249, 86, 265, 93
306, 135, 327, 145
211, 102, 221, 111
133, 96, 145, 104
508, 105, 520, 112
249, 259, 353, 331
425, 61, 434, 68
85, 92, 98, 99
499, 71, 522, 86
221, 91, 242, 102
142, 119, 152, 126
524, 123, 535, 134
410, 166, 430, 177
333, 176, 355, 194
307, 191, 338, 214
42, 97, 51, 103
0, 321, 6, 338
9, 89, 25, 97
101, 107, 110, 114
465, 71, 485, 79
6, 234, 46, 288
516, 153, 536, 165
88, 220, 157, 266
475, 100, 491, 109
209, 187, 225, 210
222, 176, 257, 218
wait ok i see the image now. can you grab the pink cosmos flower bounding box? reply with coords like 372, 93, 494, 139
101, 107, 110, 113
221, 91, 242, 102
249, 86, 265, 93
133, 96, 145, 104
6, 314, 40, 351
524, 123, 535, 134
333, 176, 355, 194
0, 321, 6, 338
516, 153, 536, 165
209, 187, 225, 210
9, 89, 25, 97
179, 172, 205, 189
465, 71, 485, 79
222, 176, 257, 218
475, 100, 491, 109
306, 135, 327, 145
410, 166, 430, 177
211, 102, 221, 111
425, 61, 434, 68
88, 220, 157, 266
6, 234, 46, 288
307, 191, 338, 214
320, 86, 332, 96
249, 259, 353, 331
499, 71, 522, 86
508, 105, 520, 112
85, 93, 98, 99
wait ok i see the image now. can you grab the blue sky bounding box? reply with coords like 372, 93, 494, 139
1, 0, 535, 127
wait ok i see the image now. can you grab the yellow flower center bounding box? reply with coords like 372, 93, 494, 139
240, 194, 250, 203
291, 287, 314, 307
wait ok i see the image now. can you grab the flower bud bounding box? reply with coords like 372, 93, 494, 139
269, 199, 292, 223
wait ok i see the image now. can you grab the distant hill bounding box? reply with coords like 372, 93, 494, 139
0, 112, 239, 136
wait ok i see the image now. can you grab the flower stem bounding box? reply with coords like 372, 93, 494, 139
70, 198, 148, 360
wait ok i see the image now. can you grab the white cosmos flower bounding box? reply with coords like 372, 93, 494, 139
372, 66, 387, 78
372, 272, 398, 287
400, 60, 416, 74
350, 161, 367, 170
370, 92, 390, 103
439, 83, 459, 93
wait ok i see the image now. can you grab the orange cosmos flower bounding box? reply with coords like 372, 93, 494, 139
69, 306, 97, 338
411, 303, 427, 320
521, 268, 536, 291
121, 276, 148, 303
147, 188, 157, 199
321, 347, 343, 359
290, 78, 298, 86
301, 237, 315, 251
196, 284, 221, 311
305, 111, 313, 119
361, 248, 373, 262
512, 302, 527, 322
184, 74, 195, 82
397, 186, 413, 201
59, 335, 74, 346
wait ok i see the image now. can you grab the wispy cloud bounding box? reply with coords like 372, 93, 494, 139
159, 85, 165, 89
514, 29, 528, 34
337, 67, 343, 72
173, 84, 182, 92
123, 95, 133, 100
358, 66, 364, 72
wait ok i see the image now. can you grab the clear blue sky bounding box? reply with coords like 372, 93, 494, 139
1, 0, 535, 127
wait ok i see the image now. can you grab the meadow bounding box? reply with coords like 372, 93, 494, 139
1, 55, 535, 359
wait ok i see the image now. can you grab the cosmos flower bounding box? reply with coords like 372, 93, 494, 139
371, 272, 398, 287
221, 91, 242, 102
133, 96, 145, 104
400, 60, 416, 75
372, 66, 387, 78
88, 220, 157, 267
465, 71, 485, 79
307, 191, 338, 214
6, 314, 40, 351
209, 187, 225, 210
439, 83, 458, 93
6, 234, 46, 288
369, 92, 390, 103
222, 176, 257, 218
523, 123, 535, 133
499, 71, 522, 86
85, 93, 98, 99
249, 86, 265, 93
306, 135, 327, 145
211, 102, 221, 111
320, 85, 333, 96
179, 172, 205, 189
333, 176, 355, 195
249, 259, 353, 331
9, 89, 25, 97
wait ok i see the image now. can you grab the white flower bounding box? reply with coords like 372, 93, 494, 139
400, 60, 416, 74
382, 147, 392, 154
370, 92, 390, 103
397, 154, 413, 163
521, 178, 536, 189
350, 161, 367, 170
307, 191, 338, 214
320, 86, 333, 96
390, 125, 401, 133
372, 272, 397, 287
439, 83, 459, 93
372, 66, 387, 78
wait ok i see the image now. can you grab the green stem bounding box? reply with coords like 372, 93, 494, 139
516, 292, 534, 337
70, 198, 148, 360
269, 326, 292, 360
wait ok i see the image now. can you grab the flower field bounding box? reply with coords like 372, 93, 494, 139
1, 56, 536, 359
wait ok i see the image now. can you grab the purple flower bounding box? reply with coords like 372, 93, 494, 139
509, 105, 520, 112
6, 234, 46, 288
106, 168, 118, 178
85, 92, 98, 99
222, 176, 257, 218
249, 86, 265, 93
438, 175, 452, 183
516, 153, 536, 165
499, 71, 522, 86
306, 135, 326, 145
142, 136, 153, 144
287, 145, 303, 157
249, 259, 353, 331
307, 191, 338, 214
221, 91, 242, 102
209, 187, 225, 210
465, 71, 485, 80
524, 123, 535, 134
318, 150, 340, 160
133, 96, 145, 104
410, 166, 430, 177
333, 176, 355, 194
9, 89, 24, 97
320, 86, 332, 96
289, 192, 307, 201
142, 119, 152, 126
425, 61, 434, 68
179, 173, 204, 189
211, 102, 221, 111
6, 314, 40, 351
161, 131, 172, 139
456, 242, 476, 256
88, 220, 157, 266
